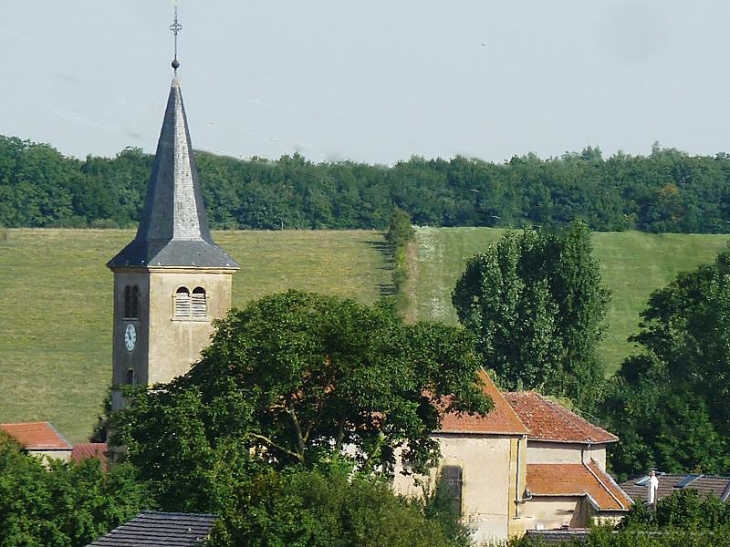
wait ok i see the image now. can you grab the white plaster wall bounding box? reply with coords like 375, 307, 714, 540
522, 497, 586, 530
30, 449, 72, 463
393, 435, 515, 543
526, 442, 607, 468
147, 269, 233, 385
111, 267, 234, 398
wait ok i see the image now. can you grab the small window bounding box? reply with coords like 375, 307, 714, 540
123, 286, 140, 319
191, 287, 207, 318
124, 369, 137, 385
174, 287, 191, 318
439, 465, 463, 516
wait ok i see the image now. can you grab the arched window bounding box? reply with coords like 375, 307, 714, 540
191, 287, 207, 319
124, 369, 137, 385
123, 285, 140, 319
174, 287, 191, 318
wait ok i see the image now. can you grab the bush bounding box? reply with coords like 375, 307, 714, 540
210, 466, 463, 547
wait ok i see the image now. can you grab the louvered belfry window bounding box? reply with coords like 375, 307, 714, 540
174, 287, 191, 318
123, 286, 140, 319
174, 286, 206, 319
191, 287, 207, 319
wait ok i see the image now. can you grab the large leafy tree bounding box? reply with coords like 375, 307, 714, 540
0, 431, 147, 547
605, 251, 730, 476
452, 221, 610, 408
114, 290, 491, 511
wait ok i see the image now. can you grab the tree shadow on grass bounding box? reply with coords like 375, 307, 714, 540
364, 237, 395, 297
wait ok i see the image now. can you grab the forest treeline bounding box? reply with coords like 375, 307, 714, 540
3, 134, 730, 232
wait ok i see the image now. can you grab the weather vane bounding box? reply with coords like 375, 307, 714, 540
170, 4, 183, 74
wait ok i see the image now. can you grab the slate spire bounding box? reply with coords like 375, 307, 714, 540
108, 79, 238, 269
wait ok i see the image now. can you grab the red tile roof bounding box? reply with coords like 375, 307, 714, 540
504, 392, 617, 444
439, 370, 529, 435
71, 443, 108, 470
527, 461, 632, 511
0, 422, 72, 450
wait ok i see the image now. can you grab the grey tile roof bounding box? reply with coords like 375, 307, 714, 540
87, 511, 217, 546
524, 528, 590, 544
108, 79, 238, 270
620, 474, 730, 504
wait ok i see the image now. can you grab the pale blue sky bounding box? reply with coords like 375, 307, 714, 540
2, 1, 730, 164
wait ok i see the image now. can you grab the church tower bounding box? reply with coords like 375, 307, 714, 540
107, 38, 238, 409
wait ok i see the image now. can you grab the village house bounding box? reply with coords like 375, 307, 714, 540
88, 511, 217, 546
1, 421, 73, 462
1, 421, 108, 469
620, 473, 730, 504
505, 391, 632, 529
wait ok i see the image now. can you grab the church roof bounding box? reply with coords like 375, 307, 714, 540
504, 391, 618, 444
438, 370, 529, 435
108, 79, 238, 270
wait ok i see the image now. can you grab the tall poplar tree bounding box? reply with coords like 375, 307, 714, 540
452, 221, 610, 409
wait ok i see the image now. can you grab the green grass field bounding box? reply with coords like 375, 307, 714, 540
1, 227, 727, 444
408, 227, 730, 374
0, 229, 392, 443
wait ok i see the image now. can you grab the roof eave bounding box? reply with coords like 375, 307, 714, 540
527, 437, 618, 445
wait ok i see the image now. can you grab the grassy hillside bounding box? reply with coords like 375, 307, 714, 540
408, 227, 730, 374
2, 227, 727, 444
0, 229, 392, 443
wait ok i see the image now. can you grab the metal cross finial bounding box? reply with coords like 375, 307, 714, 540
170, 5, 183, 74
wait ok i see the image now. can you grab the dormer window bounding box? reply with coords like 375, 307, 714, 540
123, 286, 140, 319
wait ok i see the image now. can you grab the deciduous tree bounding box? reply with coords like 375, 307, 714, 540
0, 431, 147, 547
452, 222, 609, 408
114, 290, 491, 510
210, 465, 468, 547
605, 251, 730, 476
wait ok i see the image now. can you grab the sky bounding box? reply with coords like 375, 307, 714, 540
2, 1, 730, 165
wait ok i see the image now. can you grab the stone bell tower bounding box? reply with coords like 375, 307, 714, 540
107, 71, 238, 410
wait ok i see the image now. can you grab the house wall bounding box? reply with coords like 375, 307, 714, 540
522, 496, 587, 530
508, 436, 529, 538
526, 442, 607, 468
394, 434, 525, 544
29, 449, 72, 463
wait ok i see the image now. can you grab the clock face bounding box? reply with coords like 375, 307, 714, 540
124, 324, 137, 352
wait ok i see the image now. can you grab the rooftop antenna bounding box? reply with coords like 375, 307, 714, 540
170, 3, 183, 74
